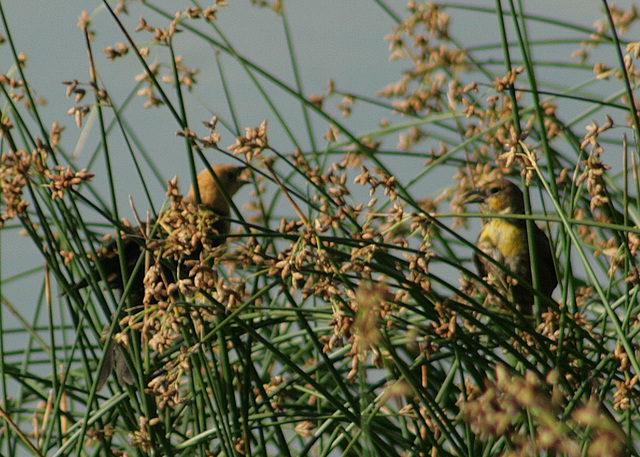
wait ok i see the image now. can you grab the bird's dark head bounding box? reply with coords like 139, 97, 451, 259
464, 179, 525, 215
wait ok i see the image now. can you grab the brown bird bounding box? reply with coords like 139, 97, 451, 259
464, 179, 557, 316
71, 164, 249, 296
184, 164, 250, 235
76, 164, 248, 390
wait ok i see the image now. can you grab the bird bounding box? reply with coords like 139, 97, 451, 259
71, 164, 249, 390
70, 164, 249, 297
184, 163, 250, 236
464, 179, 557, 316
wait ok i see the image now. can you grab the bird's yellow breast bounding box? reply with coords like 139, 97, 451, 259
478, 219, 527, 258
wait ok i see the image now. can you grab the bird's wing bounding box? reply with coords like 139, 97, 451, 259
472, 248, 486, 280
69, 223, 148, 293
533, 225, 557, 297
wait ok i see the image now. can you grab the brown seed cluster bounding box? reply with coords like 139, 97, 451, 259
0, 74, 30, 106
577, 116, 614, 212
0, 149, 31, 226
63, 79, 108, 127
45, 166, 94, 199
135, 190, 240, 335
379, 2, 467, 124
228, 120, 269, 162
461, 366, 628, 457
0, 138, 86, 226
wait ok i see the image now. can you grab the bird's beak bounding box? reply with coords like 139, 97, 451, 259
463, 188, 486, 204
236, 166, 251, 187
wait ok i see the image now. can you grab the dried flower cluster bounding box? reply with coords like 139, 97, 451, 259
45, 166, 94, 199
229, 121, 269, 161
462, 366, 628, 457
380, 2, 466, 121
578, 116, 614, 212
0, 74, 28, 106
63, 79, 108, 127
0, 149, 32, 226
86, 176, 250, 410
0, 140, 94, 226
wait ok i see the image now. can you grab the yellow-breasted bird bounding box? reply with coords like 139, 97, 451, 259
464, 179, 557, 315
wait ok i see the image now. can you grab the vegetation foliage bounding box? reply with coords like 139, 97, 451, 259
0, 0, 639, 455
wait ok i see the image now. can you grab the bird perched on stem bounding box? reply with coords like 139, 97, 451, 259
70, 164, 249, 297
464, 179, 557, 316
73, 164, 249, 390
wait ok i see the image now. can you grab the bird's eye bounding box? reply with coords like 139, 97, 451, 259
488, 186, 500, 195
